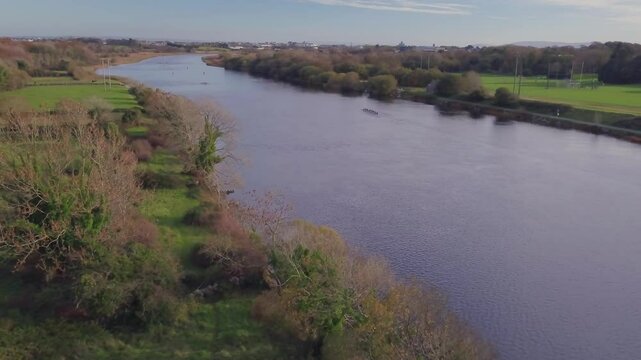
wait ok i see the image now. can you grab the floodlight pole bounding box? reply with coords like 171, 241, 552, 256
579, 62, 585, 86
107, 59, 112, 89
570, 62, 575, 81
513, 55, 519, 93
102, 59, 107, 91
518, 61, 523, 97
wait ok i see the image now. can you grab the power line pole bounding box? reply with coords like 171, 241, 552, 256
518, 61, 523, 97
570, 62, 575, 81
107, 58, 112, 89
102, 59, 107, 91
513, 55, 519, 93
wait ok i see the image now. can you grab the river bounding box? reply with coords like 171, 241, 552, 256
105, 55, 641, 360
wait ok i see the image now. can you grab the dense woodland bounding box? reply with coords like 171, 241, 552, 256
0, 40, 493, 359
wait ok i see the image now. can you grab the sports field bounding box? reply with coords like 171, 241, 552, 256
0, 77, 137, 110
481, 74, 641, 116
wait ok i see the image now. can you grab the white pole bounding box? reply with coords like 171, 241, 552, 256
579, 62, 585, 86
108, 59, 112, 89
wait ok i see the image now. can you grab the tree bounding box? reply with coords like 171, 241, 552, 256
144, 93, 236, 189
599, 42, 641, 84
368, 75, 398, 99
435, 74, 463, 97
195, 120, 224, 173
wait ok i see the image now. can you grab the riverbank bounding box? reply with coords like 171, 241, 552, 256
400, 90, 641, 144
0, 56, 493, 359
104, 54, 641, 360
203, 57, 641, 145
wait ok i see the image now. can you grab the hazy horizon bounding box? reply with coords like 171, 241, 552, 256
0, 0, 639, 46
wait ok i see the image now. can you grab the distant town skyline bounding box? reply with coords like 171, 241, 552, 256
0, 0, 639, 46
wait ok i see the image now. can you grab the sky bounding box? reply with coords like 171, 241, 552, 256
0, 0, 639, 46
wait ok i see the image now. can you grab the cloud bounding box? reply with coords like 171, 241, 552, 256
537, 0, 641, 23
304, 0, 474, 15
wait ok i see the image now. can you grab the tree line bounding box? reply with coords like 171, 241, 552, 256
218, 41, 640, 94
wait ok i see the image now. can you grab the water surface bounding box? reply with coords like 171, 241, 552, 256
106, 55, 641, 360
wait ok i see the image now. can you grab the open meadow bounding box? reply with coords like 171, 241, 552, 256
0, 77, 137, 110
481, 74, 641, 116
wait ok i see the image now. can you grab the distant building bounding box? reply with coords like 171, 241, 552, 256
415, 45, 446, 53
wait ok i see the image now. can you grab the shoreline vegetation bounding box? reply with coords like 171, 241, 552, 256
0, 40, 494, 358
204, 47, 641, 144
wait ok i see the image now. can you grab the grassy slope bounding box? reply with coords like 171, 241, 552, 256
138, 150, 209, 266
0, 78, 137, 110
481, 74, 641, 116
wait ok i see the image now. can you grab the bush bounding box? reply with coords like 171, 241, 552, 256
185, 197, 266, 288
256, 221, 358, 344
368, 75, 398, 99
494, 87, 519, 108
127, 216, 160, 247
467, 89, 487, 102
131, 139, 153, 162
183, 201, 222, 228
435, 74, 463, 97
84, 97, 114, 122
137, 170, 184, 189
147, 130, 168, 148
462, 71, 483, 94
121, 109, 140, 124
193, 234, 267, 288
76, 243, 181, 326
325, 72, 362, 94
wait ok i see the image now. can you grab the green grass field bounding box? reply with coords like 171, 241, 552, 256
481, 74, 641, 116
0, 78, 137, 110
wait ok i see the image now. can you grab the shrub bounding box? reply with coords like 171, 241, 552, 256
462, 71, 484, 94
137, 170, 184, 189
76, 243, 181, 326
84, 97, 114, 122
183, 201, 222, 227
256, 221, 358, 344
494, 87, 519, 108
325, 72, 362, 94
368, 75, 398, 99
435, 74, 463, 97
147, 130, 168, 148
193, 234, 267, 288
127, 216, 160, 247
121, 109, 140, 124
131, 139, 153, 162
467, 89, 488, 102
